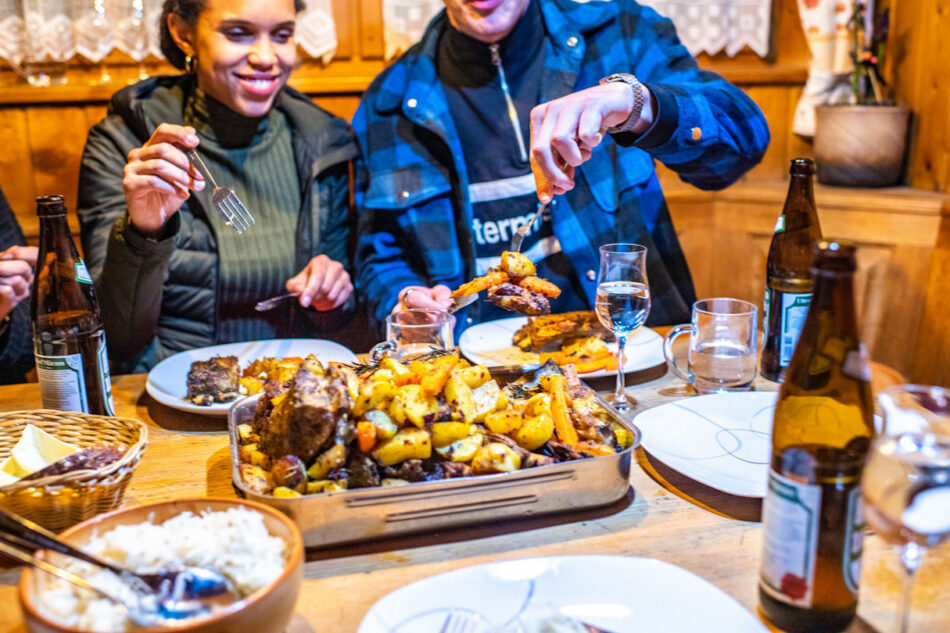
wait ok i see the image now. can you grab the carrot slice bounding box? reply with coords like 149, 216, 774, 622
357, 422, 377, 453
518, 275, 562, 298
450, 271, 509, 298
548, 377, 578, 447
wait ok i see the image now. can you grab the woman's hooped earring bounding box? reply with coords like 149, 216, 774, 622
184, 55, 196, 74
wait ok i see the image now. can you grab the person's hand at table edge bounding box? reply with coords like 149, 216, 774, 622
391, 284, 453, 313
286, 254, 353, 311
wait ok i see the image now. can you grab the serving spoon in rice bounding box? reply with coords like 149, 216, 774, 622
0, 508, 240, 622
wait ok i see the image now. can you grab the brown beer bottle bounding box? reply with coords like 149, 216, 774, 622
761, 158, 823, 382
30, 196, 114, 416
759, 240, 874, 633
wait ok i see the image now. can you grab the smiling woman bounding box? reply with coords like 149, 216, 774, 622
75, 0, 360, 374
162, 0, 305, 118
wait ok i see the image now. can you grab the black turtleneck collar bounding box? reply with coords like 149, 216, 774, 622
183, 85, 271, 149
439, 0, 544, 87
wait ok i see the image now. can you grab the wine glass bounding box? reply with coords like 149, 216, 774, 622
863, 384, 950, 633
594, 244, 650, 411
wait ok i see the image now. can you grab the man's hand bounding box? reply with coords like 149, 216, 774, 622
391, 284, 453, 313
286, 255, 353, 311
0, 245, 38, 321
529, 81, 652, 202
123, 123, 206, 237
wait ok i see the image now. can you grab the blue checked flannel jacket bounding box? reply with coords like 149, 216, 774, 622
353, 0, 769, 333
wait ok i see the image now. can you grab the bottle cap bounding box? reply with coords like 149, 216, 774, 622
813, 239, 857, 272
789, 157, 816, 175
36, 195, 68, 217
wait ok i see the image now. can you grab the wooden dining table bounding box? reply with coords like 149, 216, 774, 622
0, 354, 946, 633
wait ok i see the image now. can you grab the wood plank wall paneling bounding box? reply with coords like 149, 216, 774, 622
888, 0, 950, 193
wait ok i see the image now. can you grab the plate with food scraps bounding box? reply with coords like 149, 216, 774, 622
357, 555, 768, 633
633, 391, 779, 497
145, 338, 358, 416
459, 314, 664, 378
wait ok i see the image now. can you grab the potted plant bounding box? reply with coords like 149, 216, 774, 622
814, 2, 910, 187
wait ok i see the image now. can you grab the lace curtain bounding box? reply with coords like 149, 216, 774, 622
638, 0, 773, 57
381, 0, 774, 61
0, 0, 337, 69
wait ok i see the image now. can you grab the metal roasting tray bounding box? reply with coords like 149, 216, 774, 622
227, 371, 641, 549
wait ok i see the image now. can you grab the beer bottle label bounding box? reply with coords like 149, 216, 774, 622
762, 287, 770, 340
74, 261, 93, 284
779, 292, 812, 366
760, 470, 821, 608
97, 337, 115, 416
843, 485, 864, 595
35, 353, 89, 413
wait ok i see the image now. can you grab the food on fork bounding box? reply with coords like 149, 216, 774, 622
451, 251, 561, 316
186, 355, 241, 405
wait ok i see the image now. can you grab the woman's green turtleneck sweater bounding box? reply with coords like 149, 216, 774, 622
184, 89, 301, 343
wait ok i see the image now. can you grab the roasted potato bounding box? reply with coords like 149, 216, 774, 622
470, 443, 522, 474
431, 422, 473, 448
239, 443, 271, 469
471, 380, 506, 422
240, 464, 274, 495
272, 486, 302, 498
355, 380, 396, 416
364, 409, 398, 441
237, 423, 258, 444
484, 409, 524, 434
510, 412, 555, 450
306, 480, 349, 494
389, 384, 439, 428
435, 432, 484, 462
307, 443, 347, 480
443, 373, 477, 422
501, 251, 536, 279
456, 365, 492, 389
374, 428, 432, 466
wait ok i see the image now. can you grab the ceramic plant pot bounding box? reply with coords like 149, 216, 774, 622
814, 103, 911, 187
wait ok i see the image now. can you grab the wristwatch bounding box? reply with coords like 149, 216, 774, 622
599, 73, 645, 134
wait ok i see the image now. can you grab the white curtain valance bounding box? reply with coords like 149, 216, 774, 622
381, 0, 773, 61
638, 0, 773, 58
0, 0, 337, 67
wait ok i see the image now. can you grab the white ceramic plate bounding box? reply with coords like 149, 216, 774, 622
145, 338, 358, 416
458, 317, 664, 378
357, 555, 768, 633
634, 392, 778, 497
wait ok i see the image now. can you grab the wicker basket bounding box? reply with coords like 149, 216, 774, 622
0, 410, 148, 532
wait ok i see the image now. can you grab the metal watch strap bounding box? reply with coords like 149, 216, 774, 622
599, 73, 645, 134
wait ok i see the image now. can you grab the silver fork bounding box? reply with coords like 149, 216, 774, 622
509, 201, 548, 253
185, 148, 255, 234
439, 611, 480, 633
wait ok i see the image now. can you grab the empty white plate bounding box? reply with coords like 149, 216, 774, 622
357, 555, 767, 633
145, 338, 358, 416
634, 392, 779, 497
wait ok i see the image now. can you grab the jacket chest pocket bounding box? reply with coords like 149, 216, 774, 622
577, 144, 655, 213
364, 161, 463, 280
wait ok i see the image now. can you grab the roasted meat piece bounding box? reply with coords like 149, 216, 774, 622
21, 445, 126, 481
186, 356, 240, 405
256, 364, 353, 463
512, 311, 610, 351
487, 282, 550, 316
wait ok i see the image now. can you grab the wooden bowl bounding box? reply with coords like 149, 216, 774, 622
18, 497, 303, 633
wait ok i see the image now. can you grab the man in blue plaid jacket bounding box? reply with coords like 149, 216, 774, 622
353, 0, 769, 335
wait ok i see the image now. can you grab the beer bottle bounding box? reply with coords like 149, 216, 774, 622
758, 240, 874, 633
761, 158, 823, 382
30, 196, 114, 416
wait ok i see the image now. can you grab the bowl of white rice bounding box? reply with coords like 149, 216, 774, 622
18, 497, 303, 633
